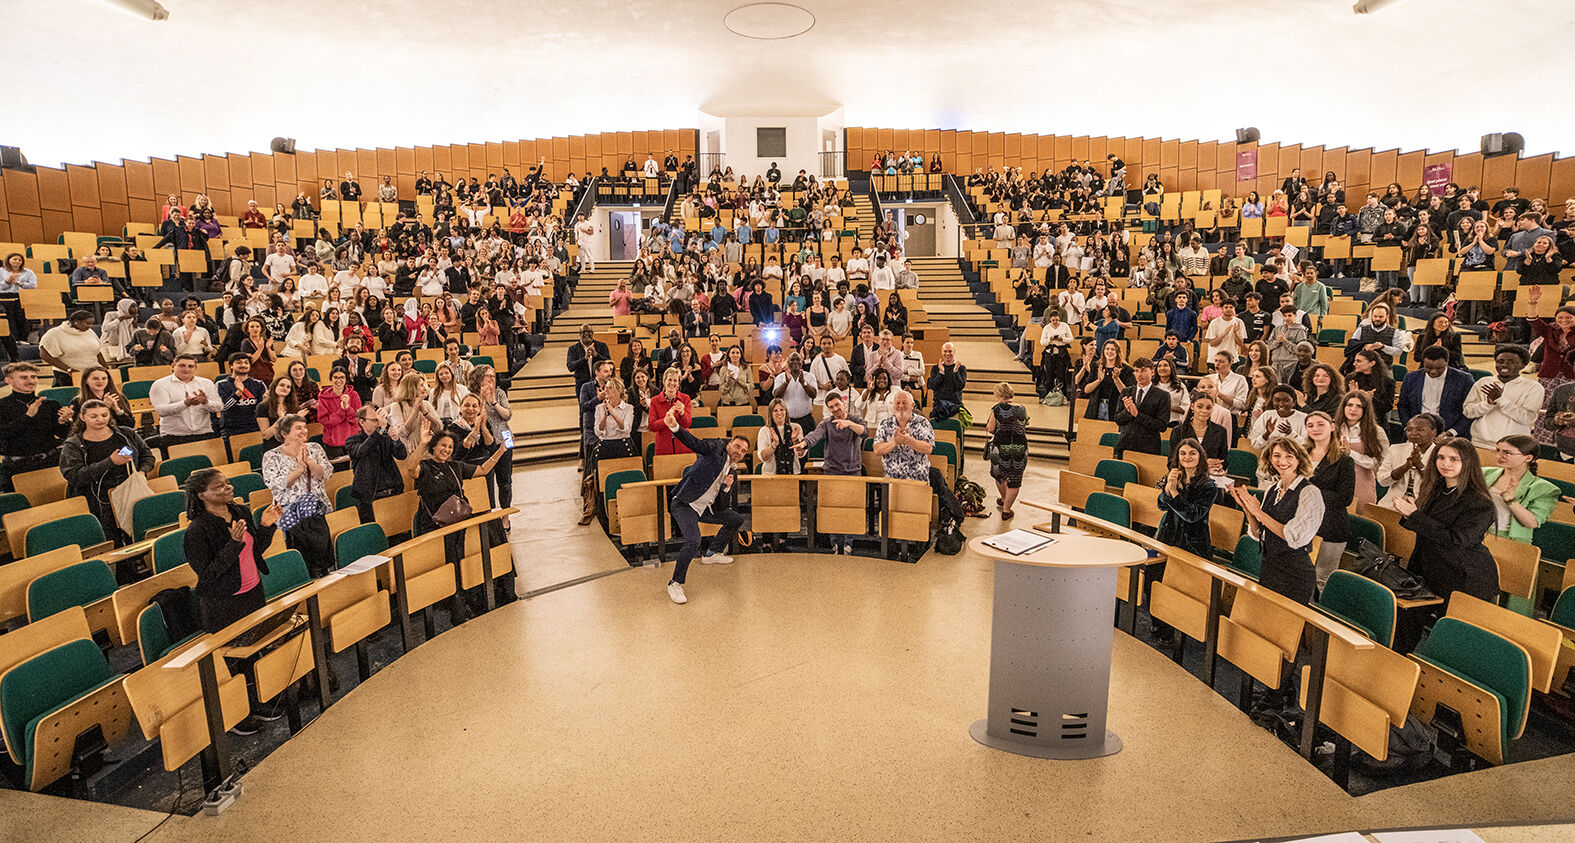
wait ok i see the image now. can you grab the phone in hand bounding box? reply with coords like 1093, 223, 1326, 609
500, 430, 515, 449
116, 446, 134, 457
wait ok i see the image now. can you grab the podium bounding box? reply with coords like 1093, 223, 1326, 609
968, 533, 1148, 759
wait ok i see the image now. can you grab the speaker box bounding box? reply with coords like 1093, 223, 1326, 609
270, 137, 296, 155
0, 145, 31, 171
1481, 132, 1523, 157
1235, 127, 1260, 145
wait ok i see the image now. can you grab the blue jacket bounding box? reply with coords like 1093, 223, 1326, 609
1166, 307, 1198, 342
1398, 367, 1474, 437
668, 426, 735, 508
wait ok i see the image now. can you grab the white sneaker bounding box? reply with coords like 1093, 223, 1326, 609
667, 582, 688, 604
701, 553, 734, 565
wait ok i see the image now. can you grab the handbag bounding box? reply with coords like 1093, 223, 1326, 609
1351, 538, 1436, 602
110, 468, 156, 537
429, 463, 473, 527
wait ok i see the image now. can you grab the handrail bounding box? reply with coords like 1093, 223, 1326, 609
163, 506, 519, 671
942, 174, 977, 229
1020, 499, 1372, 650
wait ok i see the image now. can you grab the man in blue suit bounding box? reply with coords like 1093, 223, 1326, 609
1398, 346, 1474, 438
661, 406, 751, 604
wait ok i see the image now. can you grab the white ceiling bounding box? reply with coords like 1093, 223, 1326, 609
13, 0, 1572, 168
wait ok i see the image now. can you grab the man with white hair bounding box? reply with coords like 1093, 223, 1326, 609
873, 390, 966, 531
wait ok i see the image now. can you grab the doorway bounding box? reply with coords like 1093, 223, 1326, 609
609, 212, 641, 260
893, 208, 937, 257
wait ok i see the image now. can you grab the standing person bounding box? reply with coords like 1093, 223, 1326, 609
755, 398, 803, 476
1203, 300, 1247, 362
1392, 438, 1497, 604
659, 410, 750, 605
59, 399, 156, 545
927, 342, 968, 422
1339, 392, 1385, 508
1462, 345, 1543, 448
345, 405, 409, 523
1249, 385, 1308, 450
217, 353, 266, 442
1228, 437, 1324, 604
316, 368, 361, 460
469, 364, 515, 513
183, 468, 282, 636
1398, 347, 1474, 438
649, 367, 693, 456
39, 310, 105, 387
1152, 438, 1218, 644
771, 351, 819, 432
0, 363, 73, 492
1482, 434, 1560, 543
413, 428, 508, 618
261, 415, 335, 578
150, 355, 222, 450
1200, 350, 1250, 417
565, 324, 610, 393
985, 383, 1029, 519
1302, 412, 1355, 590
1113, 358, 1170, 457
1376, 413, 1442, 510
386, 372, 443, 456
874, 391, 966, 525
1036, 309, 1074, 400
795, 393, 867, 554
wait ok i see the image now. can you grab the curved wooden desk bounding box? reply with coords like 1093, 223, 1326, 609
968, 533, 1148, 760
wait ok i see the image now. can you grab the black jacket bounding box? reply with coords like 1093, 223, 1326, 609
60, 426, 156, 500
346, 428, 408, 501
186, 503, 275, 599
0, 391, 70, 459
1113, 383, 1171, 456
566, 340, 611, 388
1308, 454, 1355, 543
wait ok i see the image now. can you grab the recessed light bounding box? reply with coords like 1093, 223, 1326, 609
724, 3, 815, 40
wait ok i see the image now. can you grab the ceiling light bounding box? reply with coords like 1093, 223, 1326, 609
99, 0, 170, 21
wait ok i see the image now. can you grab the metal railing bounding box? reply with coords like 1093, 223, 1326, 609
818, 150, 845, 179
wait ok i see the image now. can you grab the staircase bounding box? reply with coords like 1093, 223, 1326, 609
904, 256, 1070, 460
510, 261, 635, 464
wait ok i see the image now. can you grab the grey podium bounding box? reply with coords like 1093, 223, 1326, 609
968, 533, 1148, 759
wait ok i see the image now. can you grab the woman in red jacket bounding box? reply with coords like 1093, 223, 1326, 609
316, 367, 362, 459
649, 367, 693, 455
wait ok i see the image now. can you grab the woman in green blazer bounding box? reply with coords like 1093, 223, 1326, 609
1482, 434, 1562, 542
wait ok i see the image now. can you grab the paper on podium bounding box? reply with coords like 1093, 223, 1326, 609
338, 554, 391, 576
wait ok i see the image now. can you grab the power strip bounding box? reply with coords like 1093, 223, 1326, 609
202, 780, 242, 816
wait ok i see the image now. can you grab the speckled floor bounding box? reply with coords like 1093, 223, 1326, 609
5, 462, 1575, 842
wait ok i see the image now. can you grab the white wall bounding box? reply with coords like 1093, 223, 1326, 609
701, 111, 839, 181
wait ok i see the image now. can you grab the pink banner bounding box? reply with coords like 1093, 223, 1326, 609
1236, 149, 1258, 182
1424, 162, 1453, 196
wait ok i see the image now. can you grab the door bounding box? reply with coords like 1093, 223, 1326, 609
900, 209, 937, 257
609, 212, 640, 260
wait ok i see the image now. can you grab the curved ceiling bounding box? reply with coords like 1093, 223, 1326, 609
13, 0, 1571, 168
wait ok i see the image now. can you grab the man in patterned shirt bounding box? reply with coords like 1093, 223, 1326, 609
874, 391, 966, 525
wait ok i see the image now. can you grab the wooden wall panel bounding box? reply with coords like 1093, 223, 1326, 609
568, 135, 585, 174
433, 145, 452, 174
355, 149, 376, 181
1515, 153, 1553, 202
1071, 136, 1090, 163
1396, 150, 1424, 190
1277, 144, 1301, 180
1159, 139, 1179, 169
1179, 141, 1198, 172
1197, 169, 1218, 192
251, 153, 275, 187
414, 146, 434, 175
5, 171, 41, 217
1301, 146, 1324, 179
10, 213, 42, 244
1256, 144, 1280, 187
1197, 142, 1217, 181
227, 154, 252, 192
274, 153, 296, 193
72, 205, 102, 237
1481, 153, 1517, 196
1369, 149, 1398, 190
1216, 142, 1235, 176
177, 156, 204, 192
1178, 169, 1198, 192
1004, 133, 1021, 162
1323, 148, 1347, 185
485, 142, 503, 170
503, 141, 521, 168
1126, 138, 1144, 173
42, 209, 74, 242
294, 151, 318, 193
1345, 149, 1371, 190
37, 167, 70, 212
201, 155, 228, 192
101, 203, 129, 237
124, 161, 153, 203
396, 146, 415, 175
207, 189, 232, 217
1549, 157, 1575, 205
1452, 152, 1483, 193
97, 164, 126, 206
615, 131, 633, 157
467, 143, 485, 177
1056, 135, 1074, 168
67, 165, 100, 209
1089, 137, 1108, 164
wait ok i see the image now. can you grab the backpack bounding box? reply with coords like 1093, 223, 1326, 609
954, 476, 987, 517
207, 257, 234, 292
934, 521, 964, 555
150, 586, 200, 644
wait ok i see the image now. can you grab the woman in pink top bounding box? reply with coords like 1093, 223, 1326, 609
316, 367, 362, 458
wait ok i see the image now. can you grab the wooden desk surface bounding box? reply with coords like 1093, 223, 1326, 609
968, 533, 1148, 569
